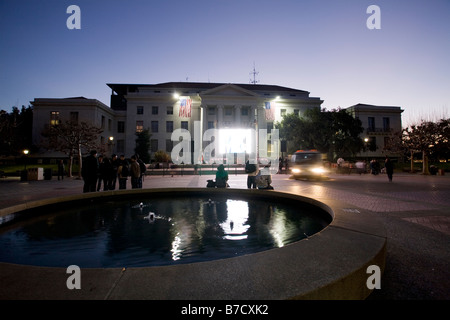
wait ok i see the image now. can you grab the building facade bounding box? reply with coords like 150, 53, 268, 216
32, 82, 323, 163
346, 103, 404, 159
31, 97, 116, 158
30, 84, 404, 163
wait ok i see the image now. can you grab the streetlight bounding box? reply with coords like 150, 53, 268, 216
108, 136, 115, 155
21, 149, 29, 181
23, 149, 29, 170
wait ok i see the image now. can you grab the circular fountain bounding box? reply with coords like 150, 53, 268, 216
0, 188, 386, 300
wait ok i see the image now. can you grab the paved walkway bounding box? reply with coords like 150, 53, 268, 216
1, 172, 449, 299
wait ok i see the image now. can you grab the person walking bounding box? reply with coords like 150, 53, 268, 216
385, 157, 394, 182
81, 150, 99, 193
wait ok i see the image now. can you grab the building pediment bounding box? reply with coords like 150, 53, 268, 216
200, 84, 259, 98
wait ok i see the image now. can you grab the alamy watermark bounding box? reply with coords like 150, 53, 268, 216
66, 5, 381, 30
366, 265, 381, 289
367, 5, 381, 30
66, 265, 81, 289
170, 121, 280, 173
66, 5, 81, 30
66, 264, 381, 291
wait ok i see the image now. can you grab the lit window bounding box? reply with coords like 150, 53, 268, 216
136, 120, 144, 133
50, 111, 60, 126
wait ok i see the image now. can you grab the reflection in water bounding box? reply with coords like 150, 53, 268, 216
0, 196, 330, 268
171, 233, 182, 261
220, 200, 249, 241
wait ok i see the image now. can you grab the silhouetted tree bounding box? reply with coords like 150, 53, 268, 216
135, 129, 151, 163
41, 121, 103, 177
0, 106, 33, 156
402, 118, 450, 174
276, 108, 364, 161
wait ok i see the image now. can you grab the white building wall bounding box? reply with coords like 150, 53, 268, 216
346, 104, 404, 158
31, 98, 116, 158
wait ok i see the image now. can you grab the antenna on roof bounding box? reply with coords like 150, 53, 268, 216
249, 62, 259, 85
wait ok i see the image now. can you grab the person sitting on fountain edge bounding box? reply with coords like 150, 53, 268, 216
215, 164, 229, 188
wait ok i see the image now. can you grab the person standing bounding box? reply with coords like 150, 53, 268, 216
57, 159, 65, 180
385, 157, 394, 182
96, 155, 105, 191
108, 154, 119, 190
245, 159, 258, 189
81, 150, 98, 193
135, 154, 146, 188
117, 155, 129, 190
130, 155, 141, 189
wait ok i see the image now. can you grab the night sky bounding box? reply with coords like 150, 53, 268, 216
1, 0, 449, 126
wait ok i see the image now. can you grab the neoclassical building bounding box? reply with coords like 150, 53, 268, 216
31, 97, 116, 157
31, 83, 405, 163
346, 103, 404, 158
32, 82, 323, 162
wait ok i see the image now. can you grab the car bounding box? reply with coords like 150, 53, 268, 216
290, 150, 328, 179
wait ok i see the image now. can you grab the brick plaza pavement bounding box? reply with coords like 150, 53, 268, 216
0, 171, 449, 299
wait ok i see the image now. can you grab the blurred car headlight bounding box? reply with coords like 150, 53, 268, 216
311, 167, 326, 174
291, 168, 301, 174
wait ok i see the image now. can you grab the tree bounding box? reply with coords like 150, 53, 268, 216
154, 150, 171, 163
276, 108, 364, 161
0, 106, 34, 156
330, 108, 365, 159
276, 113, 304, 153
135, 129, 151, 163
402, 119, 450, 174
40, 121, 103, 177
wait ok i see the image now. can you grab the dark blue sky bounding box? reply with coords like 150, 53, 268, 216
1, 0, 449, 126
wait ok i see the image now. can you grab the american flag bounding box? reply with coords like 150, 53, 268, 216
179, 98, 192, 118
265, 101, 276, 121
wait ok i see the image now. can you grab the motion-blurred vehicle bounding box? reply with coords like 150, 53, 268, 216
290, 150, 328, 179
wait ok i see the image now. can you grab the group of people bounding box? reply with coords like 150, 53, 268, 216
370, 158, 394, 181
245, 160, 274, 190
212, 161, 274, 190
340, 157, 395, 182
81, 150, 147, 193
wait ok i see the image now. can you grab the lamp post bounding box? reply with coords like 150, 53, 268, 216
108, 136, 115, 156
21, 149, 29, 181
363, 138, 369, 161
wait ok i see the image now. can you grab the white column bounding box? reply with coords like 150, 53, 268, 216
234, 105, 241, 126
217, 105, 224, 128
